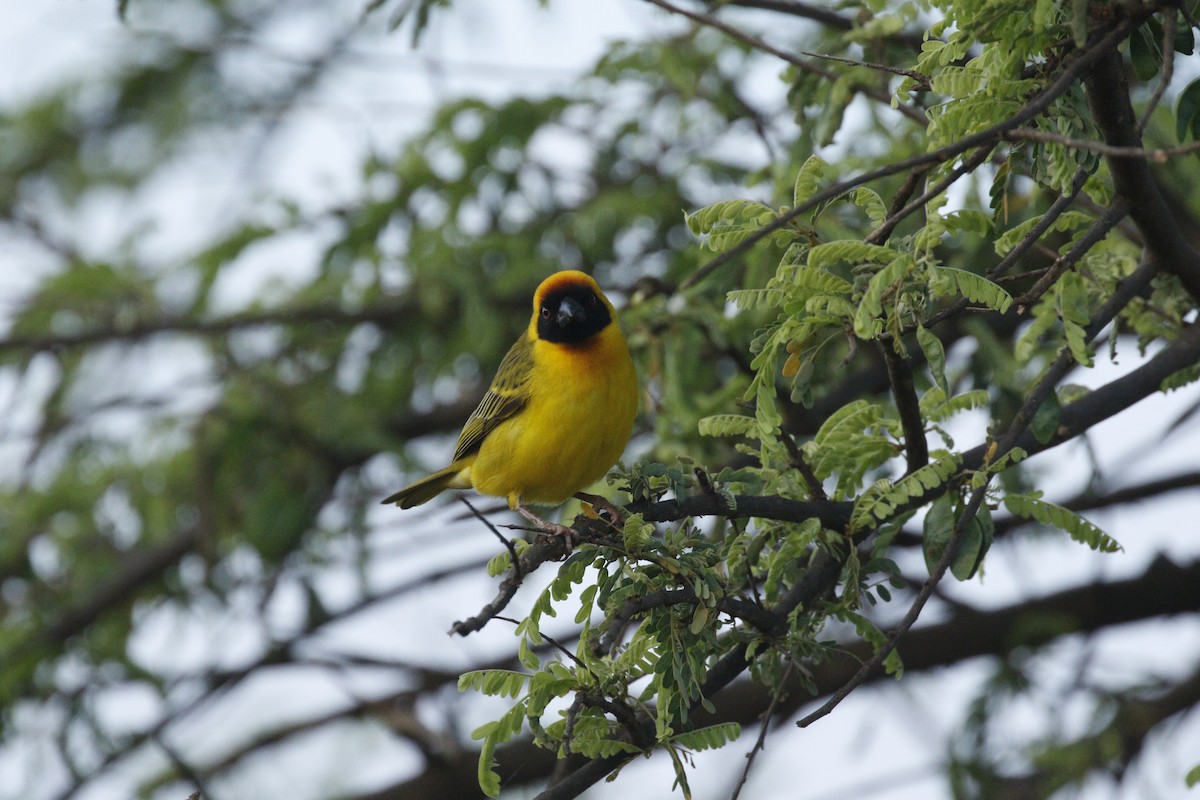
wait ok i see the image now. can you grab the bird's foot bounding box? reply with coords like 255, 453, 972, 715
516, 505, 579, 552
573, 492, 627, 527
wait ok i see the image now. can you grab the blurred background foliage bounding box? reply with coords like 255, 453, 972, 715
1, 0, 1199, 799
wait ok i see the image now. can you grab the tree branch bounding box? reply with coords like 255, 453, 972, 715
678, 16, 1137, 291
0, 302, 417, 356
642, 0, 927, 124
367, 555, 1200, 800
1084, 39, 1200, 303
881, 343, 928, 474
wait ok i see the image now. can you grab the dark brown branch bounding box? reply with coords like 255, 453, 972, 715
0, 302, 416, 356
678, 16, 1137, 291
925, 166, 1091, 329
866, 143, 996, 245
449, 534, 571, 636
370, 555, 1200, 800
1085, 39, 1200, 303
881, 343, 928, 474
459, 310, 1200, 648
777, 432, 826, 499
721, 0, 927, 49
1003, 128, 1200, 160
1014, 198, 1132, 309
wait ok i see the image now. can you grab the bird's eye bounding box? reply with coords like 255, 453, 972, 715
541, 306, 551, 319
585, 293, 597, 305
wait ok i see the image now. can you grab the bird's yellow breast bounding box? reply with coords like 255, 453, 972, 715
469, 324, 637, 507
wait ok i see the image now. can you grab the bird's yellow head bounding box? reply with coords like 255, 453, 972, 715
529, 270, 618, 345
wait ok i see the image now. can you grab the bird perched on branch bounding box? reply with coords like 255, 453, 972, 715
382, 270, 638, 536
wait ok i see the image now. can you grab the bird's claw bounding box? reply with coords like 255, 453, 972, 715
516, 505, 579, 553
573, 491, 627, 527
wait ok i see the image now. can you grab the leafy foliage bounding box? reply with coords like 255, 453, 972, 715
1, 0, 1198, 799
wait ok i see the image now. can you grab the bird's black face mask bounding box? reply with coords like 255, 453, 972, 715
536, 286, 612, 345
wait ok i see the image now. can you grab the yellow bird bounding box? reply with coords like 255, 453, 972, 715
382, 270, 638, 533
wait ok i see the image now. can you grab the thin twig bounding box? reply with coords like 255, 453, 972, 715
923, 165, 1092, 329
1137, 8, 1176, 135
642, 0, 926, 124
722, 0, 926, 49
494, 615, 592, 672
549, 696, 587, 787
1004, 127, 1200, 161
729, 660, 793, 800
460, 496, 522, 580
1015, 198, 1132, 309
449, 532, 569, 636
866, 143, 996, 244
799, 49, 929, 87
777, 433, 826, 500
678, 18, 1136, 292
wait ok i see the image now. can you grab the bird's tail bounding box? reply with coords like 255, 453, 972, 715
381, 463, 470, 508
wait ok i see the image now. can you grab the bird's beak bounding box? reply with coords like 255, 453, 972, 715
556, 296, 584, 327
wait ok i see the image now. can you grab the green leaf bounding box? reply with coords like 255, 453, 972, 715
1174, 18, 1195, 55
486, 550, 512, 577
923, 388, 990, 422
1186, 762, 1200, 788
459, 669, 528, 698
922, 494, 955, 575
853, 255, 912, 340
849, 187, 887, 226
789, 265, 853, 295
1030, 391, 1061, 444
1175, 77, 1200, 143
955, 504, 993, 581
807, 240, 899, 271
1057, 273, 1094, 366
994, 210, 1092, 256
1130, 20, 1164, 83
476, 729, 502, 797
622, 513, 654, 550
851, 454, 961, 531
697, 414, 758, 438
669, 722, 741, 752
793, 155, 829, 206
932, 267, 1013, 313
917, 324, 948, 397
726, 288, 786, 310
922, 495, 988, 580
685, 199, 778, 253
1003, 494, 1122, 552
1068, 0, 1089, 46
813, 400, 879, 445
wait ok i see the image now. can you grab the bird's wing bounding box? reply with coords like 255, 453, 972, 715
452, 332, 534, 462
